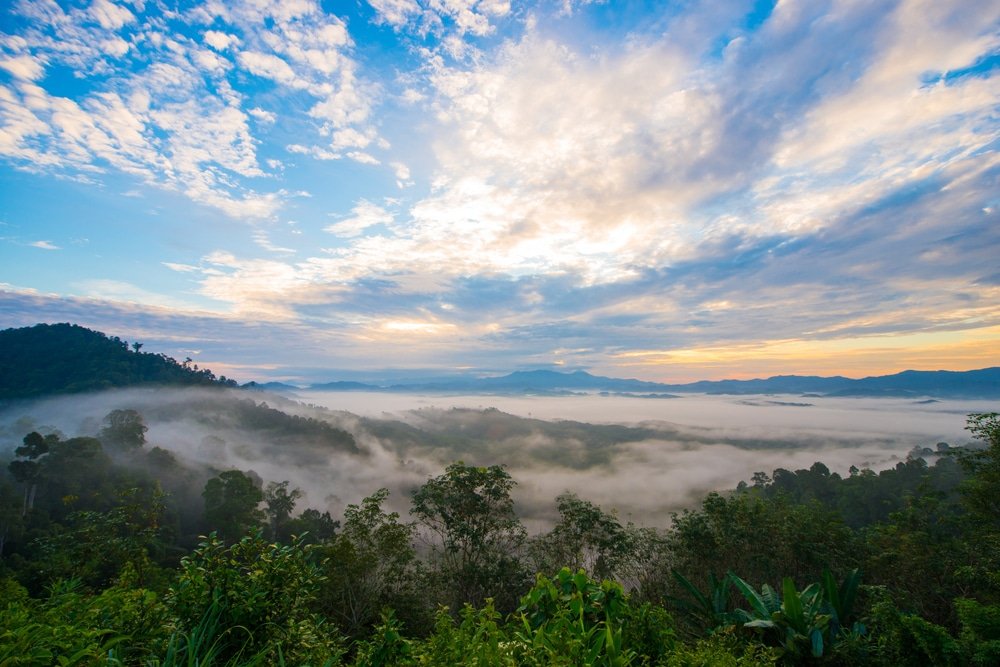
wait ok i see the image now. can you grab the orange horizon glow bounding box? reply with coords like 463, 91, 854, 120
606, 324, 1000, 384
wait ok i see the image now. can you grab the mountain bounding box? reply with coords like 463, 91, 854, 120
308, 380, 380, 391
0, 323, 237, 400
307, 367, 1000, 399
242, 381, 302, 393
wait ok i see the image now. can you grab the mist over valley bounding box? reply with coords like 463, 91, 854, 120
2, 384, 985, 530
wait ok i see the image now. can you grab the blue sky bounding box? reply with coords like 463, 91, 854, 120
0, 0, 998, 384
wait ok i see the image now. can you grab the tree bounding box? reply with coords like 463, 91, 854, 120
317, 489, 426, 638
287, 508, 339, 543
411, 462, 528, 611
263, 480, 302, 542
531, 492, 635, 581
8, 431, 50, 515
0, 481, 22, 559
202, 470, 265, 543
959, 412, 1000, 528
99, 409, 147, 451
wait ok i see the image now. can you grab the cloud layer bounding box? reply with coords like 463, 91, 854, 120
1, 0, 998, 381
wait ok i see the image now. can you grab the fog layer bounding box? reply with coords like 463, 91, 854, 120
1, 388, 987, 529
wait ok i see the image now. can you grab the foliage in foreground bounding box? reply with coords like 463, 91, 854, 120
0, 413, 999, 665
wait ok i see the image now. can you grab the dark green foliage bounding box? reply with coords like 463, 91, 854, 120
1, 403, 999, 665
31, 486, 168, 590
955, 598, 1000, 666
317, 489, 428, 639
0, 577, 168, 666
664, 634, 779, 666
958, 412, 1000, 528
667, 492, 859, 593
100, 409, 148, 451
263, 480, 303, 542
412, 602, 512, 666
868, 592, 963, 666
411, 462, 529, 612
531, 492, 640, 582
202, 470, 265, 544
668, 570, 738, 636
514, 568, 637, 666
0, 323, 236, 400
352, 609, 412, 667
167, 532, 344, 665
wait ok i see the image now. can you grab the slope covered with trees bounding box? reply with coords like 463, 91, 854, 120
1, 396, 998, 664
0, 323, 237, 400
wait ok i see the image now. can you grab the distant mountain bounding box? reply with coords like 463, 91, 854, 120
308, 380, 380, 391
0, 323, 237, 400
242, 381, 301, 393
307, 367, 1000, 399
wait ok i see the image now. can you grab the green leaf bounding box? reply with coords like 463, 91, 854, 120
811, 628, 824, 657
730, 573, 772, 621
782, 578, 804, 631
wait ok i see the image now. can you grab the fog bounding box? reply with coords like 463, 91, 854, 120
1, 388, 991, 530
296, 390, 987, 441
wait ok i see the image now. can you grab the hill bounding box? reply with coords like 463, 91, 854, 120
0, 323, 237, 400
309, 367, 1000, 399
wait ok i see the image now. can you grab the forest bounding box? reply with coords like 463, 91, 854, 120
1, 325, 999, 665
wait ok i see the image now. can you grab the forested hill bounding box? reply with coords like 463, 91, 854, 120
0, 323, 237, 400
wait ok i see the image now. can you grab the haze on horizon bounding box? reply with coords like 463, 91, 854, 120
1, 0, 998, 385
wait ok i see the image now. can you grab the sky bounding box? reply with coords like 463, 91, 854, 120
0, 0, 998, 385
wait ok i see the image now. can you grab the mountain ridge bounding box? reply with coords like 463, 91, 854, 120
306, 367, 1000, 399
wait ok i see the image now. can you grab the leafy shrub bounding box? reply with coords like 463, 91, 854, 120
166, 531, 344, 665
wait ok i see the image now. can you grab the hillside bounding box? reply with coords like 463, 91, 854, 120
308, 367, 1000, 399
0, 322, 236, 400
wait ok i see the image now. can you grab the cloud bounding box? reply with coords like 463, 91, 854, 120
252, 229, 296, 254
2, 0, 998, 380
29, 240, 60, 250
162, 262, 199, 273
203, 30, 240, 51
0, 0, 381, 219
325, 200, 395, 237
0, 54, 44, 80
367, 0, 511, 39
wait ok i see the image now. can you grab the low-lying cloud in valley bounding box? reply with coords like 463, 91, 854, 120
0, 388, 988, 530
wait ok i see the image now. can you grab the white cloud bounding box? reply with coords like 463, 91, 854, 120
249, 107, 276, 124
163, 261, 199, 272
89, 0, 136, 31
0, 55, 45, 80
0, 0, 382, 220
203, 30, 240, 51
29, 240, 60, 250
391, 160, 413, 187
238, 51, 302, 87
252, 229, 296, 253
346, 150, 380, 165
325, 200, 394, 237
368, 0, 511, 38
368, 0, 422, 28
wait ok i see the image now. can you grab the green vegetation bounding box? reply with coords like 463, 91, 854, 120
0, 323, 237, 399
1, 325, 998, 664
0, 412, 996, 664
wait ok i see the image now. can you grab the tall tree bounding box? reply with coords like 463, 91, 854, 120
99, 409, 148, 451
202, 470, 265, 543
411, 462, 528, 611
263, 480, 302, 542
7, 431, 51, 515
531, 492, 634, 581
318, 489, 426, 638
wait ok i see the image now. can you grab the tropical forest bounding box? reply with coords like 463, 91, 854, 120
0, 324, 997, 666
